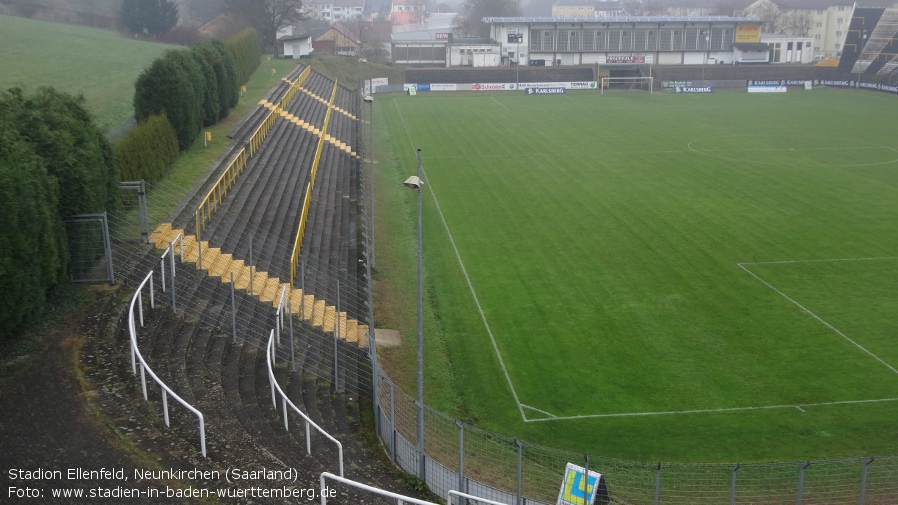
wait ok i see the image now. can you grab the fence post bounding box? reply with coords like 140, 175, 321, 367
654, 462, 661, 505
797, 461, 811, 505
584, 455, 590, 505
230, 272, 237, 344
515, 440, 523, 505
457, 421, 465, 505
289, 301, 295, 372
169, 242, 177, 312
196, 212, 202, 271
858, 457, 874, 505
249, 233, 254, 296
101, 212, 115, 284
390, 381, 396, 465
730, 463, 740, 505
334, 282, 341, 393
300, 258, 306, 323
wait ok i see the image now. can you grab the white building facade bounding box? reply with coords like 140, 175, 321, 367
486, 16, 762, 67
742, 0, 855, 59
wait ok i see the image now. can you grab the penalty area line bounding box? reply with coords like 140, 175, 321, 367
737, 262, 898, 376
522, 397, 898, 422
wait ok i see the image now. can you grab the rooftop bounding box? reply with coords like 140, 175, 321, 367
484, 15, 762, 23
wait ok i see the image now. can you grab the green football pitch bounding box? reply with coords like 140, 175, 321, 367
373, 87, 898, 462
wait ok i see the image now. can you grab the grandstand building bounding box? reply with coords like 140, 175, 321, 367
485, 16, 762, 67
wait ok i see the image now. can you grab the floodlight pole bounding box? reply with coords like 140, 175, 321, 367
403, 149, 426, 481
702, 30, 710, 87
415, 148, 424, 481
857, 29, 868, 87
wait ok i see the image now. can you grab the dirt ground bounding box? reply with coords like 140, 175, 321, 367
0, 288, 191, 503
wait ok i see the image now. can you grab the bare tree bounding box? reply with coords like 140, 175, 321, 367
710, 1, 740, 17
455, 0, 521, 37
782, 10, 812, 37
743, 0, 785, 34
228, 0, 305, 56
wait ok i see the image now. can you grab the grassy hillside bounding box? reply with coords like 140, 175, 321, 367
0, 14, 176, 131
309, 54, 405, 91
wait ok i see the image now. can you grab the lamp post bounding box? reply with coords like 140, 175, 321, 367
701, 30, 710, 87
403, 149, 425, 481
857, 29, 868, 88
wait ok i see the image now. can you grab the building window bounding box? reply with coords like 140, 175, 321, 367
836, 31, 841, 37
816, 22, 822, 28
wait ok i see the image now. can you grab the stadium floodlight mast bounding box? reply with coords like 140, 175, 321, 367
403, 149, 425, 481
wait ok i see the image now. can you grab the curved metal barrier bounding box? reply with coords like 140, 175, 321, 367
266, 328, 344, 477
128, 248, 207, 457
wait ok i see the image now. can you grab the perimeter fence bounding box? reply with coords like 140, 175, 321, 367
373, 367, 898, 504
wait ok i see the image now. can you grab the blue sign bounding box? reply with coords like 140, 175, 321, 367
526, 87, 566, 95
673, 86, 713, 93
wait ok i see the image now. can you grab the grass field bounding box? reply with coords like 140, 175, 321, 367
0, 14, 176, 131
373, 87, 898, 462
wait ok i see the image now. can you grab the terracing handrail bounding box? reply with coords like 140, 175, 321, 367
280, 66, 312, 110
195, 147, 247, 240
249, 107, 280, 156
128, 253, 207, 457
266, 329, 344, 477
290, 80, 339, 285
318, 472, 440, 505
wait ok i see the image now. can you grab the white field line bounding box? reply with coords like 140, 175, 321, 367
393, 98, 897, 422
527, 257, 898, 423
738, 259, 898, 376
491, 96, 510, 110
524, 397, 898, 422
393, 99, 532, 421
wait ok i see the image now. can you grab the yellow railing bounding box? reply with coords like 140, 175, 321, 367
289, 80, 339, 285
249, 108, 279, 157
290, 182, 313, 284
195, 147, 247, 236
310, 81, 338, 188
280, 66, 311, 111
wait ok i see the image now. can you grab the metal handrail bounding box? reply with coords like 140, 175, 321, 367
319, 472, 440, 505
266, 330, 344, 477
128, 269, 207, 457
196, 147, 247, 234
290, 182, 313, 284
447, 490, 509, 505
290, 79, 339, 285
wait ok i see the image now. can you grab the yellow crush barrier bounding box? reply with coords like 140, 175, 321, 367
151, 223, 370, 347
249, 108, 279, 157
288, 80, 339, 285
195, 148, 247, 236
290, 182, 313, 285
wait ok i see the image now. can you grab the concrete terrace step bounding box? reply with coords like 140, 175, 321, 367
150, 224, 369, 348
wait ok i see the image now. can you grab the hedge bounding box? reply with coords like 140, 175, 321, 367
225, 27, 261, 85
115, 113, 179, 183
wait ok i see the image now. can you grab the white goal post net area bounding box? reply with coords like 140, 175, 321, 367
600, 77, 654, 94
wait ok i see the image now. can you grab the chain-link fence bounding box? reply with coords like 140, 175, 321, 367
374, 370, 898, 504
65, 213, 114, 284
